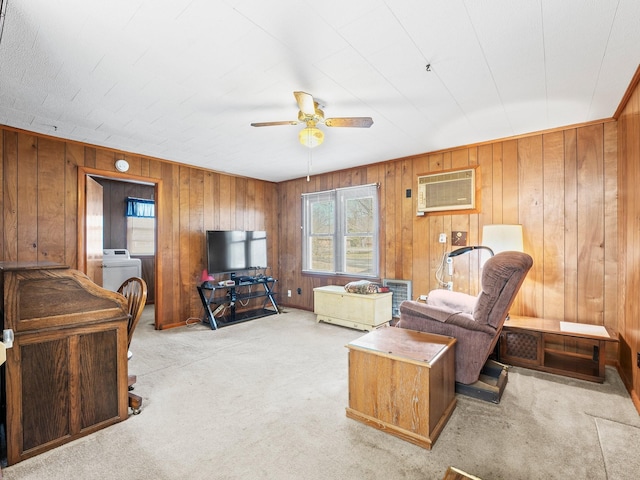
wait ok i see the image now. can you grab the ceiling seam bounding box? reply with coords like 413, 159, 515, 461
540, 0, 548, 127
462, 0, 513, 135
587, 0, 621, 119
0, 0, 8, 49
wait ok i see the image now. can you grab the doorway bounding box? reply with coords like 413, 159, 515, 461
78, 166, 161, 329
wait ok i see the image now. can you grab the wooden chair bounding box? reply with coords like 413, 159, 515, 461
117, 277, 148, 415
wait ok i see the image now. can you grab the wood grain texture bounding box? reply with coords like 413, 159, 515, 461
0, 114, 625, 353
79, 329, 119, 429
20, 338, 70, 451
346, 328, 456, 449
616, 65, 640, 411
1, 263, 129, 465
277, 122, 618, 340
1, 126, 279, 330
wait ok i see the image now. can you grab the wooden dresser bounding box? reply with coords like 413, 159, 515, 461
0, 262, 130, 466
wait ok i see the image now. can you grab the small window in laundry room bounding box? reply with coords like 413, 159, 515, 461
125, 197, 155, 255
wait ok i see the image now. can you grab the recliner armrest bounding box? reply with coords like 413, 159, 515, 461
399, 300, 496, 335
426, 289, 477, 314
402, 300, 458, 323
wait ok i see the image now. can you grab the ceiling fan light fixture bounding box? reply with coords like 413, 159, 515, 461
299, 126, 324, 148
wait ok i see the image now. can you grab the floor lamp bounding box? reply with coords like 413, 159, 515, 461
480, 224, 524, 266
445, 224, 524, 286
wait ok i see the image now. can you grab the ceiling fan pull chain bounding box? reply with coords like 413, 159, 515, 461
307, 139, 313, 182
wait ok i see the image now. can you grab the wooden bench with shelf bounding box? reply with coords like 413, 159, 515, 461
499, 315, 618, 383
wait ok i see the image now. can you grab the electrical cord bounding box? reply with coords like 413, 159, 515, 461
435, 246, 450, 289
238, 284, 251, 307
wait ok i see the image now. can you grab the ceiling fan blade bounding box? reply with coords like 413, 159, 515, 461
250, 121, 299, 127
294, 91, 316, 116
324, 117, 374, 128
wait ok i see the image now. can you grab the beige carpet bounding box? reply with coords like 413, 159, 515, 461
3, 307, 639, 480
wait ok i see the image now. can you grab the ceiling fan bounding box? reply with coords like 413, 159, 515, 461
250, 91, 373, 148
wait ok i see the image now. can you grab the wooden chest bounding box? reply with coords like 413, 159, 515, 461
346, 327, 457, 449
313, 285, 392, 331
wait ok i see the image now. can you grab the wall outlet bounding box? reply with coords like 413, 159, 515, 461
419, 294, 428, 301
287, 290, 292, 297
446, 281, 453, 291
438, 233, 447, 243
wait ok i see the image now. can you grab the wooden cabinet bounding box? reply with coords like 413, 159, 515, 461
500, 315, 618, 383
346, 327, 457, 449
313, 285, 392, 331
0, 262, 130, 465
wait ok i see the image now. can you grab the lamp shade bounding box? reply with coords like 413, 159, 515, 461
482, 224, 524, 254
299, 126, 324, 148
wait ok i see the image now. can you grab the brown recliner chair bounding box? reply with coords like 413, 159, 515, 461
397, 251, 532, 400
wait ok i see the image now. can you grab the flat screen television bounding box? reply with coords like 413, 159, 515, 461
206, 230, 267, 274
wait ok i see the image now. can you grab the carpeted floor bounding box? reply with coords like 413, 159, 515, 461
3, 307, 639, 480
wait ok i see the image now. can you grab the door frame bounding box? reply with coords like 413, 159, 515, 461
78, 166, 162, 329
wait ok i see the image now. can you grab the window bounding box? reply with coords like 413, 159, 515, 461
126, 197, 155, 255
302, 184, 379, 276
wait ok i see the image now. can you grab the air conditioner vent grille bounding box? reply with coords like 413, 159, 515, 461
382, 279, 412, 318
417, 168, 476, 212
419, 170, 472, 185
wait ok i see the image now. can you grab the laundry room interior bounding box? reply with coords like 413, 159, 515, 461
96, 177, 155, 305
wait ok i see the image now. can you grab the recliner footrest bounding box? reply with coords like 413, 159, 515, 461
455, 359, 509, 403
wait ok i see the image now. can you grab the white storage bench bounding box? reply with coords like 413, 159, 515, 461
313, 285, 393, 331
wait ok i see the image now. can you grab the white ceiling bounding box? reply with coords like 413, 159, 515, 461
1, 1, 639, 182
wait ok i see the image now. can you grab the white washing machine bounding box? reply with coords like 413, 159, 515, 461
102, 249, 142, 292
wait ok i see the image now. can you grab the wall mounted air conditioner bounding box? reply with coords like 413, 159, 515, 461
382, 279, 412, 318
417, 167, 476, 213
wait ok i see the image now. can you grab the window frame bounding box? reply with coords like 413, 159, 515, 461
125, 197, 156, 256
302, 183, 379, 277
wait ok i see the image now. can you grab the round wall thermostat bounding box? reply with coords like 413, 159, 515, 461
115, 159, 129, 172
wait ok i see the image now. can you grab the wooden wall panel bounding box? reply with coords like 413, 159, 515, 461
37, 138, 66, 263
542, 132, 565, 320
0, 125, 279, 330
17, 134, 38, 262
603, 122, 618, 333
409, 156, 430, 297
3, 132, 19, 261
577, 125, 605, 324
400, 159, 414, 282
563, 129, 579, 322
616, 66, 640, 412
65, 142, 83, 269
491, 143, 503, 223
1, 102, 633, 401
277, 121, 619, 333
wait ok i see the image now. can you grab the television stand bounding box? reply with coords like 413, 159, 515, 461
197, 277, 279, 329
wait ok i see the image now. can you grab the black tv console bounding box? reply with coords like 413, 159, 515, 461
197, 276, 279, 329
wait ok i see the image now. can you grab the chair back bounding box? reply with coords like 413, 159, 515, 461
473, 251, 533, 329
117, 277, 148, 348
